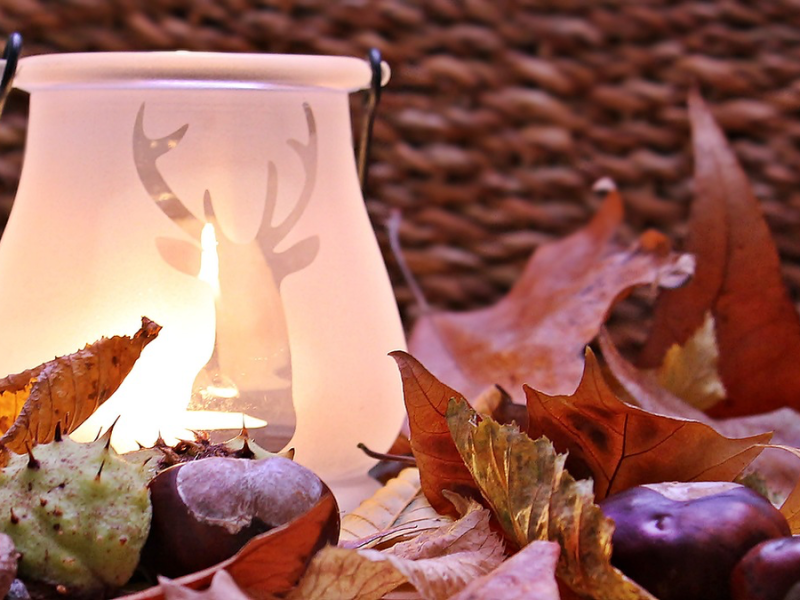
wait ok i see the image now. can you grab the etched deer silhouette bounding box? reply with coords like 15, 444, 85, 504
132, 102, 319, 448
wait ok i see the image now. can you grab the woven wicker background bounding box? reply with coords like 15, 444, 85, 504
0, 0, 799, 349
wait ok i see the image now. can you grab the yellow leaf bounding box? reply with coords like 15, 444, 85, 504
657, 313, 726, 411
340, 468, 453, 549
0, 317, 161, 454
446, 399, 656, 600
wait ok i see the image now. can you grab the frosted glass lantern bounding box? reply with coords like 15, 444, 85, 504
0, 52, 406, 507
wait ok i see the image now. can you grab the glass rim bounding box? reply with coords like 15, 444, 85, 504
13, 51, 390, 92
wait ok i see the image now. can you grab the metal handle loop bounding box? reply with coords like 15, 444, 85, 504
357, 48, 383, 194
0, 32, 22, 119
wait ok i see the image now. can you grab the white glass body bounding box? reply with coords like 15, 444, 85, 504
0, 52, 406, 506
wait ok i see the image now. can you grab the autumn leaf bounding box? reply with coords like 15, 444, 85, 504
446, 399, 655, 600
339, 468, 453, 549
600, 329, 800, 500
657, 313, 726, 411
391, 351, 479, 516
288, 500, 505, 600
159, 570, 254, 600
0, 317, 161, 454
447, 540, 561, 600
640, 90, 800, 417
779, 467, 800, 533
118, 488, 339, 600
407, 179, 694, 403
525, 348, 770, 499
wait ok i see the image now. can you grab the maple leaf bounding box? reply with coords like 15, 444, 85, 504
0, 317, 161, 455
446, 399, 655, 600
447, 540, 561, 600
391, 351, 480, 516
407, 180, 693, 403
525, 348, 771, 499
640, 89, 800, 417
339, 468, 454, 549
159, 570, 254, 600
600, 328, 800, 500
287, 500, 505, 600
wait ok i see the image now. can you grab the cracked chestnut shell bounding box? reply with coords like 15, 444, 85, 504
143, 456, 339, 578
731, 536, 800, 600
600, 482, 790, 600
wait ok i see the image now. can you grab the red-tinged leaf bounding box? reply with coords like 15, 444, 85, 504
118, 489, 338, 600
525, 348, 771, 499
600, 329, 800, 499
447, 541, 561, 600
390, 351, 479, 516
408, 181, 693, 402
640, 90, 800, 417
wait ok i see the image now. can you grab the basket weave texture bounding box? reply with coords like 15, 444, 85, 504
0, 0, 799, 349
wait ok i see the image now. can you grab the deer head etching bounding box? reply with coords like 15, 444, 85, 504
132, 102, 320, 448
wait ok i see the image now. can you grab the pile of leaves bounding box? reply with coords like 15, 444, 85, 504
1, 90, 800, 599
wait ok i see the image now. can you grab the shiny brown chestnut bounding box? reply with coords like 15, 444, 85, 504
731, 536, 800, 600
600, 482, 790, 600
143, 456, 339, 577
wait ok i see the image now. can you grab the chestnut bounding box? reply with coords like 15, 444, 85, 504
600, 482, 790, 600
143, 456, 339, 577
731, 536, 800, 600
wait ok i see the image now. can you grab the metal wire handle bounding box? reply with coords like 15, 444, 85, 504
357, 48, 384, 194
0, 32, 22, 119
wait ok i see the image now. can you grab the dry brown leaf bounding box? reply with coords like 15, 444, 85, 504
526, 348, 771, 500
391, 351, 480, 517
446, 399, 654, 600
339, 468, 453, 549
288, 500, 505, 600
0, 317, 161, 454
640, 90, 800, 417
448, 541, 561, 600
159, 570, 254, 600
407, 181, 693, 403
600, 329, 800, 500
118, 488, 338, 600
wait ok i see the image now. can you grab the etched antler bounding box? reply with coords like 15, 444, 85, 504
133, 103, 203, 241
258, 102, 320, 284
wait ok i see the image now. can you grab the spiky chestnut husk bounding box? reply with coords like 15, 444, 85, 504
0, 427, 151, 597
125, 428, 292, 480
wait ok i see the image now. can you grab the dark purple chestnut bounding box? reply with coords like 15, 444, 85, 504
144, 456, 339, 577
600, 482, 790, 600
731, 536, 800, 600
